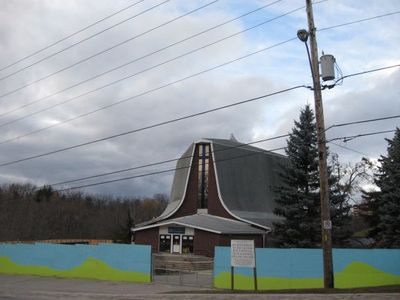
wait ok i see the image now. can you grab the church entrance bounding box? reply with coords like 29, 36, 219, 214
159, 233, 194, 254
172, 234, 181, 253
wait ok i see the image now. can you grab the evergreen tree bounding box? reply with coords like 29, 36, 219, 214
362, 128, 400, 247
35, 185, 55, 202
273, 105, 351, 247
126, 208, 135, 243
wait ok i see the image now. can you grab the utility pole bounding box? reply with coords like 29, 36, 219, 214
305, 0, 334, 288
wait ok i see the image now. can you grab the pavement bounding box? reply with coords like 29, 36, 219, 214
1, 274, 399, 300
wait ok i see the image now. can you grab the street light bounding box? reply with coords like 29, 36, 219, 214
297, 29, 315, 82
297, 29, 309, 42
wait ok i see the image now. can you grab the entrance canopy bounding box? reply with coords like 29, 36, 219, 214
132, 213, 267, 235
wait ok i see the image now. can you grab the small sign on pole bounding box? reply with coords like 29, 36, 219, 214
323, 220, 332, 230
230, 240, 257, 290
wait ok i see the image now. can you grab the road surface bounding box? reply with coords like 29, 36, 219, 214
0, 274, 399, 299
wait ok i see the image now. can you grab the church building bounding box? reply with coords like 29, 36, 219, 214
132, 138, 287, 257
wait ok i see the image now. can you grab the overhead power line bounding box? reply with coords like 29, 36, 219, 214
0, 0, 146, 72
50, 113, 400, 189
0, 37, 298, 145
55, 127, 397, 192
0, 0, 172, 83
57, 165, 185, 192
49, 134, 290, 187
0, 0, 218, 99
330, 142, 369, 157
56, 145, 288, 192
319, 63, 400, 90
318, 10, 400, 31
1, 9, 398, 130
1, 60, 398, 170
0, 3, 395, 101
0, 85, 304, 168
0, 60, 400, 150
328, 129, 397, 143
325, 114, 400, 132
1, 60, 398, 148
0, 0, 285, 120
0, 9, 302, 129
338, 64, 400, 82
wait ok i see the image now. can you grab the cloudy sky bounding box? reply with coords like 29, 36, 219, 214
0, 0, 399, 198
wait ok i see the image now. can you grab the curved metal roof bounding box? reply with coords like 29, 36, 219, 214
208, 138, 286, 229
135, 143, 194, 227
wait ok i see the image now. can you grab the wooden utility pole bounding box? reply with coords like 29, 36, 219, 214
305, 0, 334, 288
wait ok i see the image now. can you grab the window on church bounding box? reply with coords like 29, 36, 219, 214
197, 144, 209, 209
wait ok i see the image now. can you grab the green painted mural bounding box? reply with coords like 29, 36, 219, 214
213, 247, 400, 290
214, 272, 323, 290
0, 256, 149, 282
0, 243, 151, 282
334, 262, 400, 288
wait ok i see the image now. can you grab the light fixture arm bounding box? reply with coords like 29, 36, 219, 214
304, 41, 316, 85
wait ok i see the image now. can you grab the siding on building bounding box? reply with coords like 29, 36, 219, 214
135, 227, 159, 253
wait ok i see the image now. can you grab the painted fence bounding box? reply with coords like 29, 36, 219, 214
0, 243, 151, 282
214, 247, 400, 290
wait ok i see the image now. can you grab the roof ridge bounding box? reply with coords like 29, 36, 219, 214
204, 138, 286, 158
197, 213, 255, 225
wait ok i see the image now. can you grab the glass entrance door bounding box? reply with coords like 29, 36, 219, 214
182, 235, 194, 254
172, 235, 181, 253
159, 234, 171, 253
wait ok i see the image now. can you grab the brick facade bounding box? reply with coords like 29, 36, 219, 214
193, 229, 263, 257
134, 227, 159, 253
168, 144, 234, 220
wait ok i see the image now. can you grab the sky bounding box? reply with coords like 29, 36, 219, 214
0, 0, 399, 198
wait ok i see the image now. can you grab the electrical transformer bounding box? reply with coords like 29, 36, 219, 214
320, 54, 335, 81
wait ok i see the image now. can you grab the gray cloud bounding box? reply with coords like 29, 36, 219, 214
0, 0, 399, 197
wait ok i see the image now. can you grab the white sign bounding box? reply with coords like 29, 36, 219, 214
231, 240, 255, 268
323, 220, 332, 230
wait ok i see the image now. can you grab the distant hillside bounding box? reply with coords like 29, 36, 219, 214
0, 183, 167, 242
